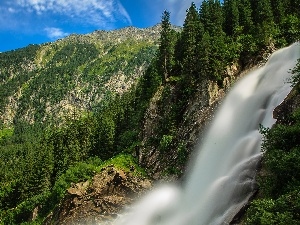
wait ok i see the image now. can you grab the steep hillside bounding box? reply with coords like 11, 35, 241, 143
0, 25, 161, 126
0, 0, 299, 224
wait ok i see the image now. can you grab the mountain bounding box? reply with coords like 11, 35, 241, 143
0, 25, 161, 127
0, 0, 299, 224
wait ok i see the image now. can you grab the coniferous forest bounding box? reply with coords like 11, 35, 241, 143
0, 0, 300, 224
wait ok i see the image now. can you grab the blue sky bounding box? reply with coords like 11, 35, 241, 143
0, 0, 204, 52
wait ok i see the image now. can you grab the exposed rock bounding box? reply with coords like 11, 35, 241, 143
139, 70, 241, 180
43, 166, 151, 225
273, 87, 300, 124
67, 180, 90, 197
29, 206, 40, 222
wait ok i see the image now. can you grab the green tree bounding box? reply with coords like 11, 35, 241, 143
289, 0, 300, 17
199, 0, 229, 82
223, 0, 240, 36
158, 10, 176, 84
44, 116, 95, 181
270, 0, 288, 25
181, 2, 203, 82
250, 0, 273, 24
200, 0, 224, 36
279, 15, 300, 45
290, 58, 300, 90
251, 0, 276, 48
238, 0, 254, 34
235, 0, 257, 62
197, 31, 212, 80
93, 112, 116, 159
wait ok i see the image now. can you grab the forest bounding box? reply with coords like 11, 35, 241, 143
0, 0, 300, 224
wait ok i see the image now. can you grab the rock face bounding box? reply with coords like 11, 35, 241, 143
43, 166, 151, 225
139, 63, 242, 180
273, 87, 300, 124
139, 83, 221, 180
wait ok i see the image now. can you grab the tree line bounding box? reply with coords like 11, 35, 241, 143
158, 0, 299, 86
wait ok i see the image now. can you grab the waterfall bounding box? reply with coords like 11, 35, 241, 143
115, 42, 300, 225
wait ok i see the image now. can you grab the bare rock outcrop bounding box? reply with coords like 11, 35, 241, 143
43, 166, 151, 225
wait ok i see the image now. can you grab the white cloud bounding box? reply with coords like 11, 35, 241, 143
14, 0, 132, 27
8, 7, 16, 13
44, 27, 69, 39
117, 2, 132, 25
0, 5, 24, 30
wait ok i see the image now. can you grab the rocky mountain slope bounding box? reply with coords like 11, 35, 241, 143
0, 25, 161, 126
43, 165, 152, 225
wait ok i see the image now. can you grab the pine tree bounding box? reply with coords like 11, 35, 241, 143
291, 58, 300, 89
197, 31, 211, 79
238, 0, 254, 34
270, 0, 288, 25
274, 0, 300, 45
158, 10, 175, 84
232, 0, 256, 61
223, 0, 240, 36
200, 0, 224, 36
250, 0, 276, 49
280, 14, 300, 45
254, 0, 274, 24
199, 0, 228, 82
173, 32, 184, 76
181, 2, 203, 81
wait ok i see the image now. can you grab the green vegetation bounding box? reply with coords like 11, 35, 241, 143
100, 154, 146, 177
245, 111, 300, 224
0, 34, 157, 126
0, 0, 299, 224
0, 128, 13, 143
244, 58, 300, 225
291, 59, 300, 90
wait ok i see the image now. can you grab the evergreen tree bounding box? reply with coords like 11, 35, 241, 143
290, 58, 300, 89
158, 10, 175, 84
234, 0, 256, 62
197, 31, 211, 79
272, 0, 300, 45
200, 0, 224, 36
223, 0, 240, 36
238, 0, 254, 33
251, 0, 276, 48
181, 2, 203, 82
253, 0, 274, 24
173, 32, 184, 76
199, 0, 228, 82
270, 0, 288, 25
279, 14, 300, 45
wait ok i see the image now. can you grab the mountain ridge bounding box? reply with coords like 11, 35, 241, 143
0, 24, 164, 127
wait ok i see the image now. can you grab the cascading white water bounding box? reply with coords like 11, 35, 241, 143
114, 42, 300, 225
